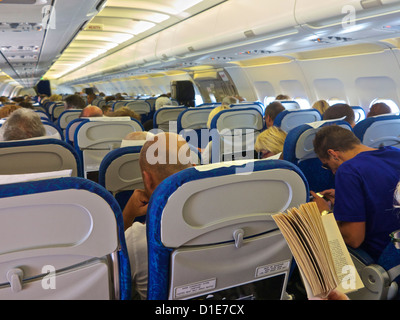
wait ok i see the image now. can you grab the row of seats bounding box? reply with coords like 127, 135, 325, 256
0, 102, 398, 299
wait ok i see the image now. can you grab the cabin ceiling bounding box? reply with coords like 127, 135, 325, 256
1, 0, 400, 91
44, 0, 227, 82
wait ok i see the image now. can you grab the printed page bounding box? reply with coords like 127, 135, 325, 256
321, 213, 364, 294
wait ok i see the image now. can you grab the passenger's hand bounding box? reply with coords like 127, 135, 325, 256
310, 289, 350, 300
319, 189, 336, 205
310, 190, 331, 213
123, 189, 150, 231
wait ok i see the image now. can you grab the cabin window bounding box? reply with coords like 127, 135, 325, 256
264, 96, 276, 106
294, 98, 310, 109
370, 99, 399, 113
327, 98, 347, 106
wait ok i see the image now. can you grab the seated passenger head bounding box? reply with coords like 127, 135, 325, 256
64, 94, 86, 110
124, 131, 154, 141
367, 103, 392, 118
313, 125, 361, 173
2, 108, 46, 141
275, 94, 291, 100
155, 96, 172, 110
221, 96, 239, 106
79, 105, 103, 118
255, 126, 287, 159
312, 100, 330, 115
109, 106, 141, 121
206, 105, 231, 128
139, 132, 194, 196
322, 103, 355, 128
264, 101, 285, 128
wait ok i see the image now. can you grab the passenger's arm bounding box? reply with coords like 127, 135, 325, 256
123, 189, 149, 231
337, 221, 366, 249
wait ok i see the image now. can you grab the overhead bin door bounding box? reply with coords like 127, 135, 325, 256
295, 0, 400, 28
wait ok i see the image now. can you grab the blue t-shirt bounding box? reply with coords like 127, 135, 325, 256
334, 146, 400, 261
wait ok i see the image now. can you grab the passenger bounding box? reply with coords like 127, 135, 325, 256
105, 95, 116, 104
108, 106, 141, 122
64, 94, 86, 110
264, 101, 285, 128
322, 103, 356, 128
367, 102, 392, 118
155, 96, 173, 111
254, 126, 287, 159
0, 96, 9, 105
79, 105, 103, 118
312, 100, 330, 115
221, 96, 239, 106
101, 104, 112, 116
0, 104, 20, 119
310, 125, 400, 261
49, 94, 62, 102
123, 132, 194, 299
1, 108, 45, 141
87, 93, 97, 106
275, 94, 291, 100
18, 101, 34, 109
235, 95, 246, 102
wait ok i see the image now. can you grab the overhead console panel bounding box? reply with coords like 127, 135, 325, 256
295, 0, 400, 41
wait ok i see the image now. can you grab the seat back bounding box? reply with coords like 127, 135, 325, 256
209, 107, 264, 163
153, 106, 188, 132
0, 138, 82, 177
74, 117, 143, 177
353, 114, 400, 148
48, 102, 65, 122
41, 120, 63, 140
112, 101, 128, 111
0, 177, 130, 300
283, 119, 352, 192
57, 110, 82, 131
274, 109, 322, 133
177, 107, 215, 150
65, 118, 85, 145
280, 101, 301, 110
230, 102, 265, 115
124, 101, 151, 115
147, 159, 309, 300
352, 106, 366, 124
98, 146, 144, 211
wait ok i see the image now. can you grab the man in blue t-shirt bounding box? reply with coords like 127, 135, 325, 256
310, 125, 400, 261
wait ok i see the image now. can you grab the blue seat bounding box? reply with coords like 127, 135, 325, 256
98, 146, 144, 212
274, 109, 322, 133
352, 106, 366, 124
283, 120, 352, 192
347, 241, 400, 300
0, 177, 130, 300
146, 159, 309, 300
153, 106, 188, 133
177, 107, 215, 150
57, 110, 82, 132
353, 114, 400, 148
74, 117, 143, 178
209, 107, 264, 163
280, 101, 301, 110
230, 102, 265, 115
0, 138, 83, 177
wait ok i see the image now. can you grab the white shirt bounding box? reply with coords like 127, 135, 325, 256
124, 222, 148, 300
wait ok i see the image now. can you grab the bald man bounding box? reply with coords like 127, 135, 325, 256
79, 105, 103, 118
123, 132, 194, 299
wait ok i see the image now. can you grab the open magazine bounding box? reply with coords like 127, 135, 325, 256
272, 202, 364, 299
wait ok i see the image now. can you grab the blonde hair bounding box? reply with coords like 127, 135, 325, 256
255, 126, 287, 155
206, 105, 230, 128
312, 100, 330, 115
